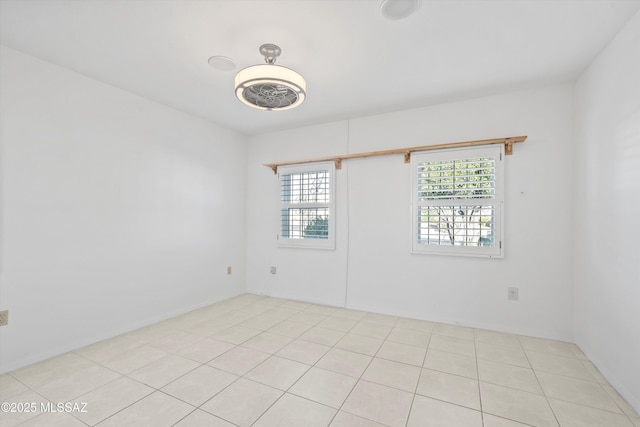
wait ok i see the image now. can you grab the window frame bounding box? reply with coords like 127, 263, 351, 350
277, 161, 336, 250
410, 145, 504, 258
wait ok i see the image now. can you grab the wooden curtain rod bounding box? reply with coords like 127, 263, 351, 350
264, 135, 527, 174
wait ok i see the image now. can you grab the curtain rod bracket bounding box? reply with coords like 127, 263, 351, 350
505, 139, 514, 155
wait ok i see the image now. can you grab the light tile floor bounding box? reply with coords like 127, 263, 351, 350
1, 294, 639, 426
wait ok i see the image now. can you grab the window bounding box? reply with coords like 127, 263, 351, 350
278, 162, 335, 249
411, 145, 504, 257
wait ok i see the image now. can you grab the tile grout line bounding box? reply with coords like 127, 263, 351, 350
312, 308, 375, 426
402, 332, 434, 427
473, 328, 485, 427
520, 335, 563, 427
326, 315, 397, 426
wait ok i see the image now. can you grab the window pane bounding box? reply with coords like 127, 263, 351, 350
417, 205, 495, 247
281, 170, 330, 203
281, 207, 329, 239
417, 157, 495, 201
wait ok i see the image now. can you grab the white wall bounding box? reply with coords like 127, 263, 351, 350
0, 46, 248, 373
573, 11, 640, 412
247, 83, 575, 341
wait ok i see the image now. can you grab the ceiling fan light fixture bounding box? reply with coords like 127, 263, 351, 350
380, 0, 422, 20
234, 44, 306, 111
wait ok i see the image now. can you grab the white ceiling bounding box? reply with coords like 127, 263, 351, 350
1, 0, 639, 135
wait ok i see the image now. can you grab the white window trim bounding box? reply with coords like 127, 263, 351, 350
410, 145, 504, 258
277, 161, 336, 250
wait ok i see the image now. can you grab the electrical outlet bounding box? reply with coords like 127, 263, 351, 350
270, 266, 277, 274
227, 266, 232, 275
0, 310, 8, 326
508, 287, 519, 301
